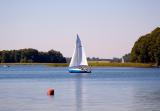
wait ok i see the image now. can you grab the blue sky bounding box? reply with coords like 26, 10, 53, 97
0, 0, 160, 58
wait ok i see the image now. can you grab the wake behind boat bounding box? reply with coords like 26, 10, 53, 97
69, 34, 91, 73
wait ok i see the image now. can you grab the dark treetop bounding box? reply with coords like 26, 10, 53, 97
0, 48, 66, 63
130, 27, 160, 66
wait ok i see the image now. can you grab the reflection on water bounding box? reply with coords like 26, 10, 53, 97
75, 74, 82, 111
0, 66, 160, 111
75, 73, 90, 111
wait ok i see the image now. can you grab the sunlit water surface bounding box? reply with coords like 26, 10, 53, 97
0, 65, 160, 111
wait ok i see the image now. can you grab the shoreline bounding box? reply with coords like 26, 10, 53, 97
0, 62, 154, 68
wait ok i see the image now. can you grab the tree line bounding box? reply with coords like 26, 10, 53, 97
0, 48, 66, 63
130, 27, 160, 66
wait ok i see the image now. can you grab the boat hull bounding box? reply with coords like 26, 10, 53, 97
68, 67, 91, 73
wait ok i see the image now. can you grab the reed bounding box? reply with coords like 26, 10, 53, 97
0, 62, 153, 68
88, 61, 153, 68
47, 63, 68, 67
0, 63, 68, 67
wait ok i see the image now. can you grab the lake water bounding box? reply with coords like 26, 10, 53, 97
0, 65, 160, 111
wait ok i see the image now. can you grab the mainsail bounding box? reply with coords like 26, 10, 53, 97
69, 34, 88, 67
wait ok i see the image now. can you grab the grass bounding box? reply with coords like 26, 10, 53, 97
0, 61, 153, 68
0, 63, 68, 67
88, 61, 153, 68
47, 63, 68, 67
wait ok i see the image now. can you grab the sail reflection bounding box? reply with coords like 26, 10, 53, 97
75, 73, 88, 111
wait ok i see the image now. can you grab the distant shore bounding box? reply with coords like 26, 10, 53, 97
0, 61, 154, 68
88, 61, 153, 68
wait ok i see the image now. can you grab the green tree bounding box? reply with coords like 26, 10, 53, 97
123, 53, 130, 62
130, 27, 160, 66
0, 48, 66, 63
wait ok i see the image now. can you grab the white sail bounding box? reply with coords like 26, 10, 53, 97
69, 34, 88, 67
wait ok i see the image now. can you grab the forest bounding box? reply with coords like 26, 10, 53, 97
130, 27, 160, 66
0, 48, 66, 63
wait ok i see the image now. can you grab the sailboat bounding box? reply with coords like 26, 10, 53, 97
69, 34, 91, 73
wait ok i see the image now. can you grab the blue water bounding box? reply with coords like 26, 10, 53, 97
0, 65, 160, 111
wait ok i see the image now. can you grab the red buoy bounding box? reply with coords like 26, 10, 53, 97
47, 88, 54, 96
